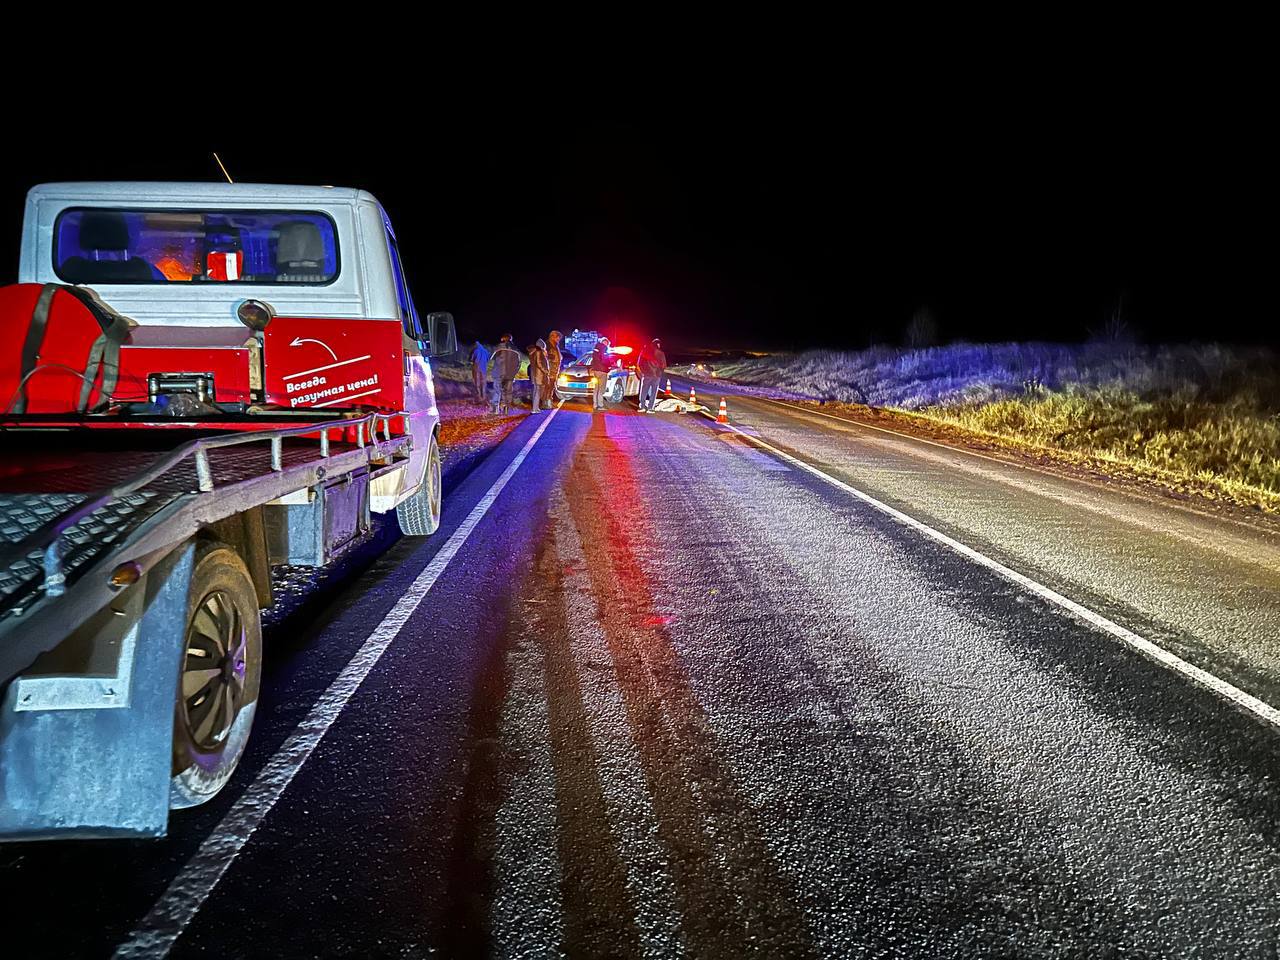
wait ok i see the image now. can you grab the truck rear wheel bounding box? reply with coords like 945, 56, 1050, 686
396, 435, 442, 536
171, 542, 262, 809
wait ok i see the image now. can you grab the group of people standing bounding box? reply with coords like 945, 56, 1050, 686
580, 335, 668, 411
469, 331, 563, 414
467, 332, 666, 415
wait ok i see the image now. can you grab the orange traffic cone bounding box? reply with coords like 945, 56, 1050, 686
665, 378, 672, 397
689, 385, 697, 405
717, 397, 729, 423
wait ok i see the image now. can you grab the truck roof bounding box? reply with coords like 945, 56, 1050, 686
19, 182, 400, 325
26, 182, 378, 205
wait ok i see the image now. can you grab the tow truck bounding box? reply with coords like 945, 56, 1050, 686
0, 182, 456, 840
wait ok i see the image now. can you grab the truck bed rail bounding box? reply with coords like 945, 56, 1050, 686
0, 412, 412, 676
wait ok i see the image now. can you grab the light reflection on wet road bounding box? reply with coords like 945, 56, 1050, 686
6, 396, 1280, 958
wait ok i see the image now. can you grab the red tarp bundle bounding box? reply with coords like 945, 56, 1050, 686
0, 284, 126, 414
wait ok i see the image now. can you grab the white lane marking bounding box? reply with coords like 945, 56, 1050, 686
704, 413, 1280, 733
282, 355, 374, 380
756, 395, 1034, 469
711, 430, 791, 472
758, 399, 1280, 569
116, 404, 564, 959
744, 449, 790, 472
752, 394, 1280, 541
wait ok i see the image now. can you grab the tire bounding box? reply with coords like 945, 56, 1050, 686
608, 377, 625, 404
171, 541, 262, 809
396, 434, 442, 536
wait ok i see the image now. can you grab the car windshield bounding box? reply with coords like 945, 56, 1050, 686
53, 208, 339, 285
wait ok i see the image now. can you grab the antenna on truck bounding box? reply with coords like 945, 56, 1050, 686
212, 152, 234, 184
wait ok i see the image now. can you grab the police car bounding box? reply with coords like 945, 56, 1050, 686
555, 344, 641, 404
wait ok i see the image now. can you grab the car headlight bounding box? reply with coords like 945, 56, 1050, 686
558, 374, 568, 386
588, 376, 598, 386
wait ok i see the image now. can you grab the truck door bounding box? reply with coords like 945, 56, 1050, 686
385, 228, 425, 348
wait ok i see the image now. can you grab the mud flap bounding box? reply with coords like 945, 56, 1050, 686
0, 544, 194, 840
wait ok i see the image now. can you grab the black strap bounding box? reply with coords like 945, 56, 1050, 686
64, 287, 133, 413
12, 284, 135, 415
12, 284, 59, 415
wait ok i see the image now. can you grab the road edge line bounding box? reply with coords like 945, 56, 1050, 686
115, 403, 564, 960
756, 395, 1034, 469
746, 393, 1280, 539
699, 410, 1280, 733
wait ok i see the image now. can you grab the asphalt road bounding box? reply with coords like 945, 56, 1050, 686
6, 390, 1280, 958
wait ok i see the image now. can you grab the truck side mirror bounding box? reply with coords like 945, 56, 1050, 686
424, 312, 458, 357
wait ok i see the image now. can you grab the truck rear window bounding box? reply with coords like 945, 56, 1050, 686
53, 208, 339, 285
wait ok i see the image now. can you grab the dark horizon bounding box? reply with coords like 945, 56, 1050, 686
1, 98, 1271, 353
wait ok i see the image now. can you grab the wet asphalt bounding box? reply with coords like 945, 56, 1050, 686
5, 395, 1280, 958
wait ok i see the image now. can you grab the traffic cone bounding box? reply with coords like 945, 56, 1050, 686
717, 397, 729, 424
665, 378, 672, 397
689, 385, 697, 405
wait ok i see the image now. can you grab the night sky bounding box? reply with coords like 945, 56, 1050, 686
1, 82, 1270, 352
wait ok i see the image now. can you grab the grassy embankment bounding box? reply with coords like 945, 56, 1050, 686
712, 343, 1280, 511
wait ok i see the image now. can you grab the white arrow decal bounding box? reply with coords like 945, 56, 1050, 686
290, 337, 338, 361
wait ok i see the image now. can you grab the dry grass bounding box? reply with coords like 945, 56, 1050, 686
929, 389, 1280, 510
714, 343, 1280, 510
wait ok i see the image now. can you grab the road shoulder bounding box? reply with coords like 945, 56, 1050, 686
740, 392, 1280, 536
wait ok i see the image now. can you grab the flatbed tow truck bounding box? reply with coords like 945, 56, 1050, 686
0, 183, 456, 840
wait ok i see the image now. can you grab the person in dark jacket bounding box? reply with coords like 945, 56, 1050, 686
636, 337, 667, 412
468, 341, 490, 403
545, 330, 563, 409
527, 338, 550, 412
587, 337, 612, 410
486, 335, 521, 414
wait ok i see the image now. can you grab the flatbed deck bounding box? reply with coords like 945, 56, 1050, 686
0, 415, 412, 682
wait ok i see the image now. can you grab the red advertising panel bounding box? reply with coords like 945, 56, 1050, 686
264, 317, 404, 412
